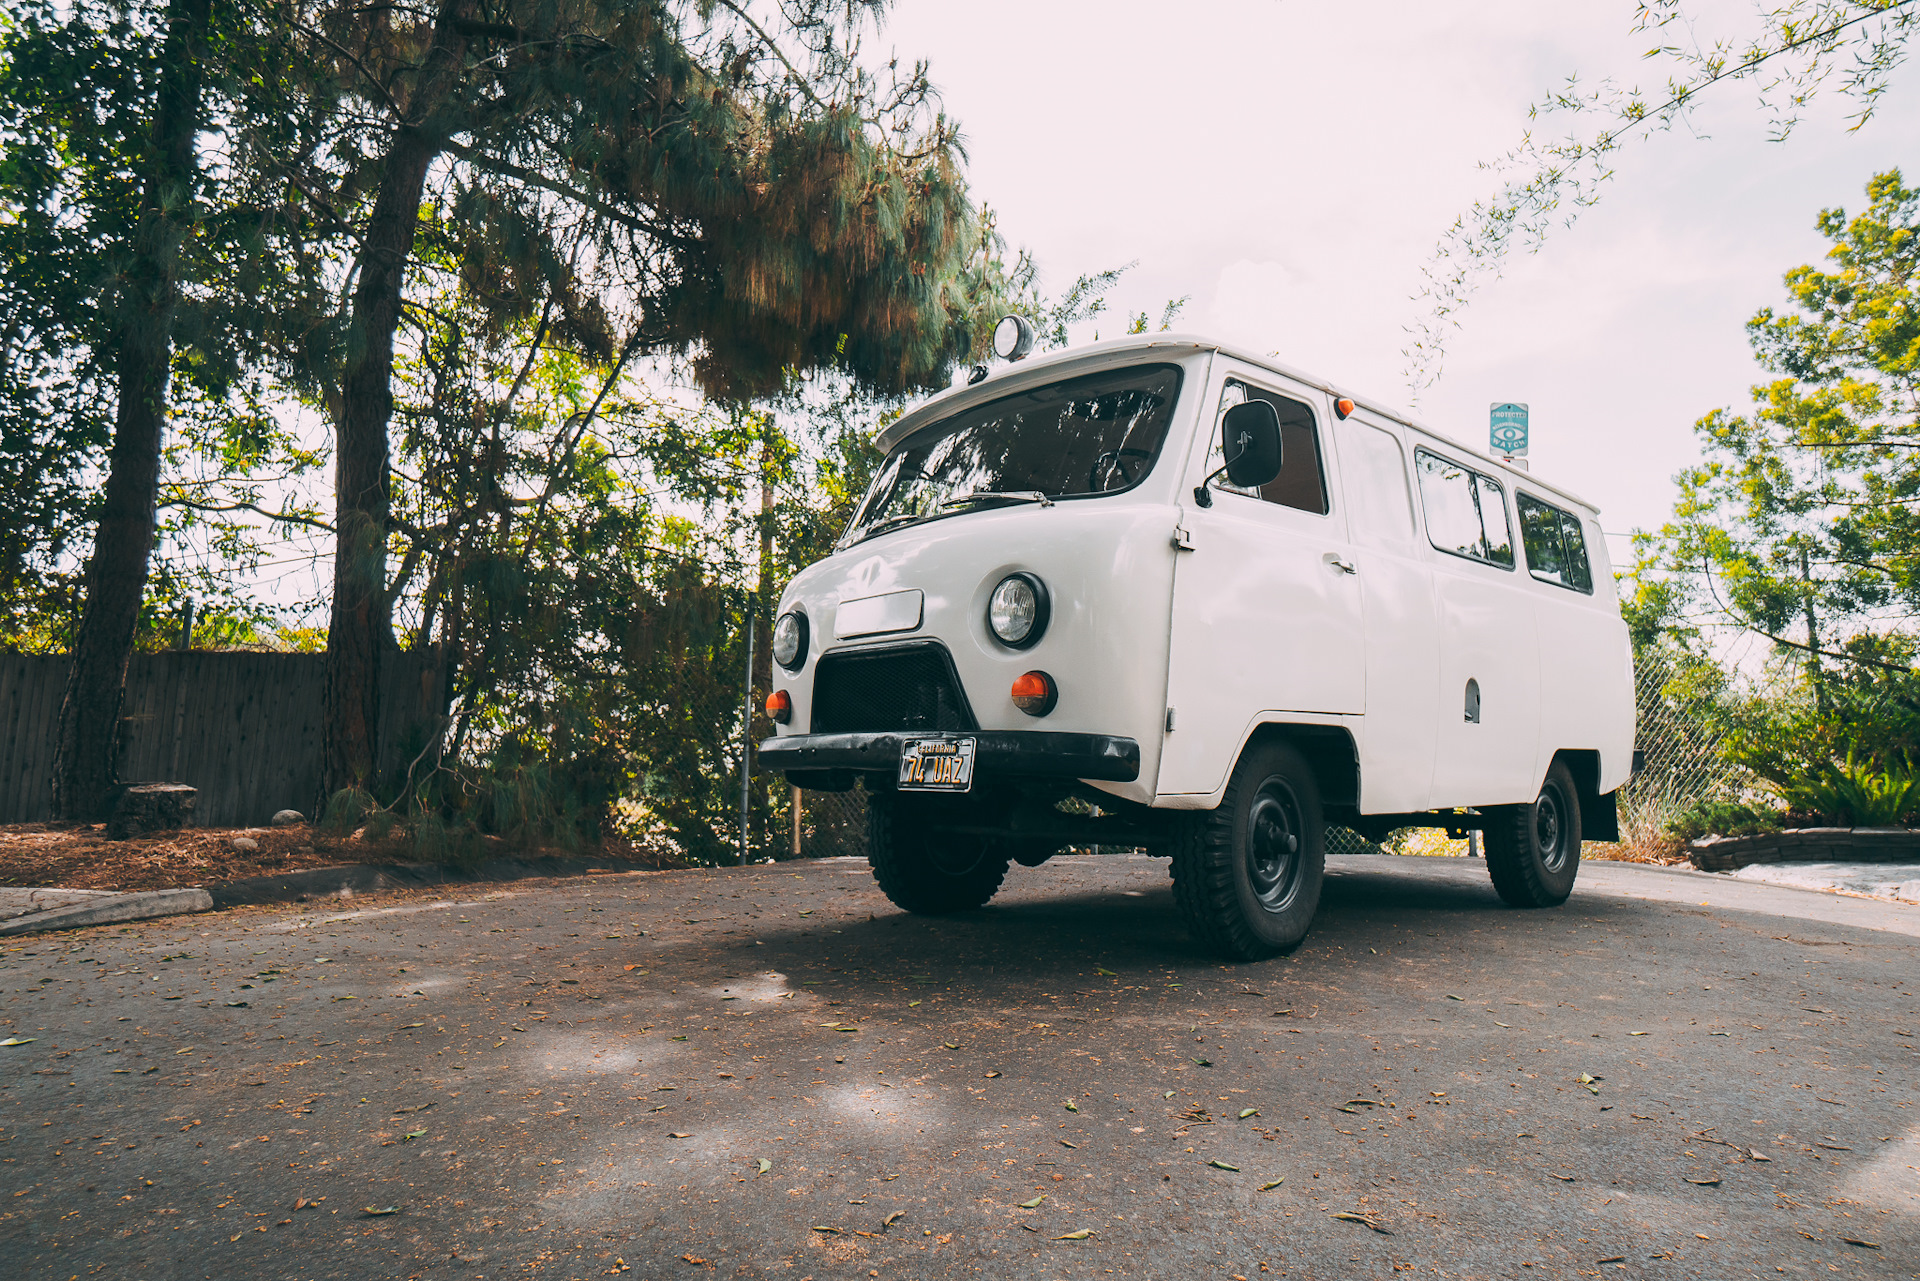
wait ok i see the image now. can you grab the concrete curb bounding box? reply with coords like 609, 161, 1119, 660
206, 855, 641, 909
0, 887, 213, 937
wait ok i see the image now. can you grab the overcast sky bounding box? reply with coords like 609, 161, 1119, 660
879, 0, 1920, 555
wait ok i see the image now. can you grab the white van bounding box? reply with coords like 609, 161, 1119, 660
760, 326, 1636, 959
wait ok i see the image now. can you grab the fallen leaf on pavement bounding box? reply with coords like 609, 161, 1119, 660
1192, 1058, 1212, 1067
882, 1211, 905, 1229
1, 1038, 36, 1047
1019, 1196, 1045, 1208
1332, 1212, 1392, 1235
1058, 1139, 1077, 1149
1685, 1177, 1721, 1186
1843, 1239, 1880, 1249
811, 1225, 838, 1234
681, 1254, 709, 1265
1053, 1229, 1095, 1240
984, 1071, 1001, 1078
1063, 1101, 1077, 1112
1208, 1161, 1240, 1171
362, 1206, 399, 1216
668, 1132, 692, 1139
1238, 1108, 1259, 1119
1259, 1179, 1284, 1191
756, 1159, 772, 1173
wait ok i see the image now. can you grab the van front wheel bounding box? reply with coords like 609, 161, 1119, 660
867, 792, 1011, 915
1483, 760, 1582, 907
1169, 742, 1326, 960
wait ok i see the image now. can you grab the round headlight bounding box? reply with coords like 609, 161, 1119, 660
987, 573, 1049, 649
772, 611, 808, 670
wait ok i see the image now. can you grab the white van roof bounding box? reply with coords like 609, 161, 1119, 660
876, 333, 1600, 516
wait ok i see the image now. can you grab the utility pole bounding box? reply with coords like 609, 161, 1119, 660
739, 600, 754, 866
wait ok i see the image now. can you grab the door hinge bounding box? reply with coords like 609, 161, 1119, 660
1165, 707, 1176, 733
1172, 525, 1194, 551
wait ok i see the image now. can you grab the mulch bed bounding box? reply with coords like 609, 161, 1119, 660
0, 822, 684, 893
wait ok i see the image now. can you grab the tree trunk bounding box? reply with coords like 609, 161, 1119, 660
50, 0, 211, 820
321, 3, 472, 805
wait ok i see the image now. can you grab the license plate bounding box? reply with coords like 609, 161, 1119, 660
897, 737, 976, 792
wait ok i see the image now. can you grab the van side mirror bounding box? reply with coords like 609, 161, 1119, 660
1221, 400, 1283, 489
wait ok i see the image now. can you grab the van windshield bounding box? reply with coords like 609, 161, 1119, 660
845, 363, 1184, 545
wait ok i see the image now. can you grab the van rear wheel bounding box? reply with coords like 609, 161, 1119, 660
867, 792, 1011, 915
1169, 742, 1326, 960
1483, 760, 1582, 907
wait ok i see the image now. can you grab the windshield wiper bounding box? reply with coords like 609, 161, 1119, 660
939, 489, 1055, 510
846, 511, 938, 547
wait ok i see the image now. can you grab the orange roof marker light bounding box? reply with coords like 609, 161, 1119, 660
1010, 670, 1057, 717
1334, 397, 1355, 420
765, 689, 792, 724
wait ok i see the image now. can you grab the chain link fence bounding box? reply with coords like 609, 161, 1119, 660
652, 628, 1736, 864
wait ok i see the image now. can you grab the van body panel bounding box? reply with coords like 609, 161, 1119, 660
770, 498, 1182, 807
1336, 411, 1440, 813
764, 333, 1635, 825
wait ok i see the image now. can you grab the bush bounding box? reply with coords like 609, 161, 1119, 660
1664, 800, 1784, 843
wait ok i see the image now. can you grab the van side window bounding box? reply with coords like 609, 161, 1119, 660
1209, 380, 1329, 515
1414, 448, 1514, 568
1517, 493, 1594, 593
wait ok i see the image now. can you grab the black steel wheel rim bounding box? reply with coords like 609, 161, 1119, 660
1535, 782, 1571, 873
1246, 777, 1304, 912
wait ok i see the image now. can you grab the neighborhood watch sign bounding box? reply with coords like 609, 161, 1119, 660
1490, 402, 1528, 457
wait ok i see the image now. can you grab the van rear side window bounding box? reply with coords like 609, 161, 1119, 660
1414, 448, 1513, 568
1517, 493, 1594, 593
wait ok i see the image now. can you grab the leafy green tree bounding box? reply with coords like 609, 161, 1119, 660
1635, 168, 1920, 824
298, 0, 995, 803
1645, 169, 1920, 680
2, 0, 335, 814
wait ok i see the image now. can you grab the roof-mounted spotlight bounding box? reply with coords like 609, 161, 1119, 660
992, 314, 1037, 362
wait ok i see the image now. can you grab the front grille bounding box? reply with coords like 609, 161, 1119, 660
810, 642, 978, 733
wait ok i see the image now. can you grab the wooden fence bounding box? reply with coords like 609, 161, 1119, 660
0, 649, 446, 828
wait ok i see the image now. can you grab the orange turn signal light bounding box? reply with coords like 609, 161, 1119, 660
1334, 397, 1355, 419
1010, 670, 1057, 717
765, 689, 792, 724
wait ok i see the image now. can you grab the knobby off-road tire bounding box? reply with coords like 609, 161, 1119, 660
867, 792, 1011, 915
1483, 759, 1582, 908
1169, 741, 1326, 960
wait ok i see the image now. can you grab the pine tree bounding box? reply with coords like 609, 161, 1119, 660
305, 0, 989, 799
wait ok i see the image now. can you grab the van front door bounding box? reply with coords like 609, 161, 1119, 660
1158, 371, 1364, 798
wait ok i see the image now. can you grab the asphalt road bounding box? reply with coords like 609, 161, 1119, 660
2, 852, 1916, 1281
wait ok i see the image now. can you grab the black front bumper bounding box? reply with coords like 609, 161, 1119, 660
758, 731, 1141, 788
